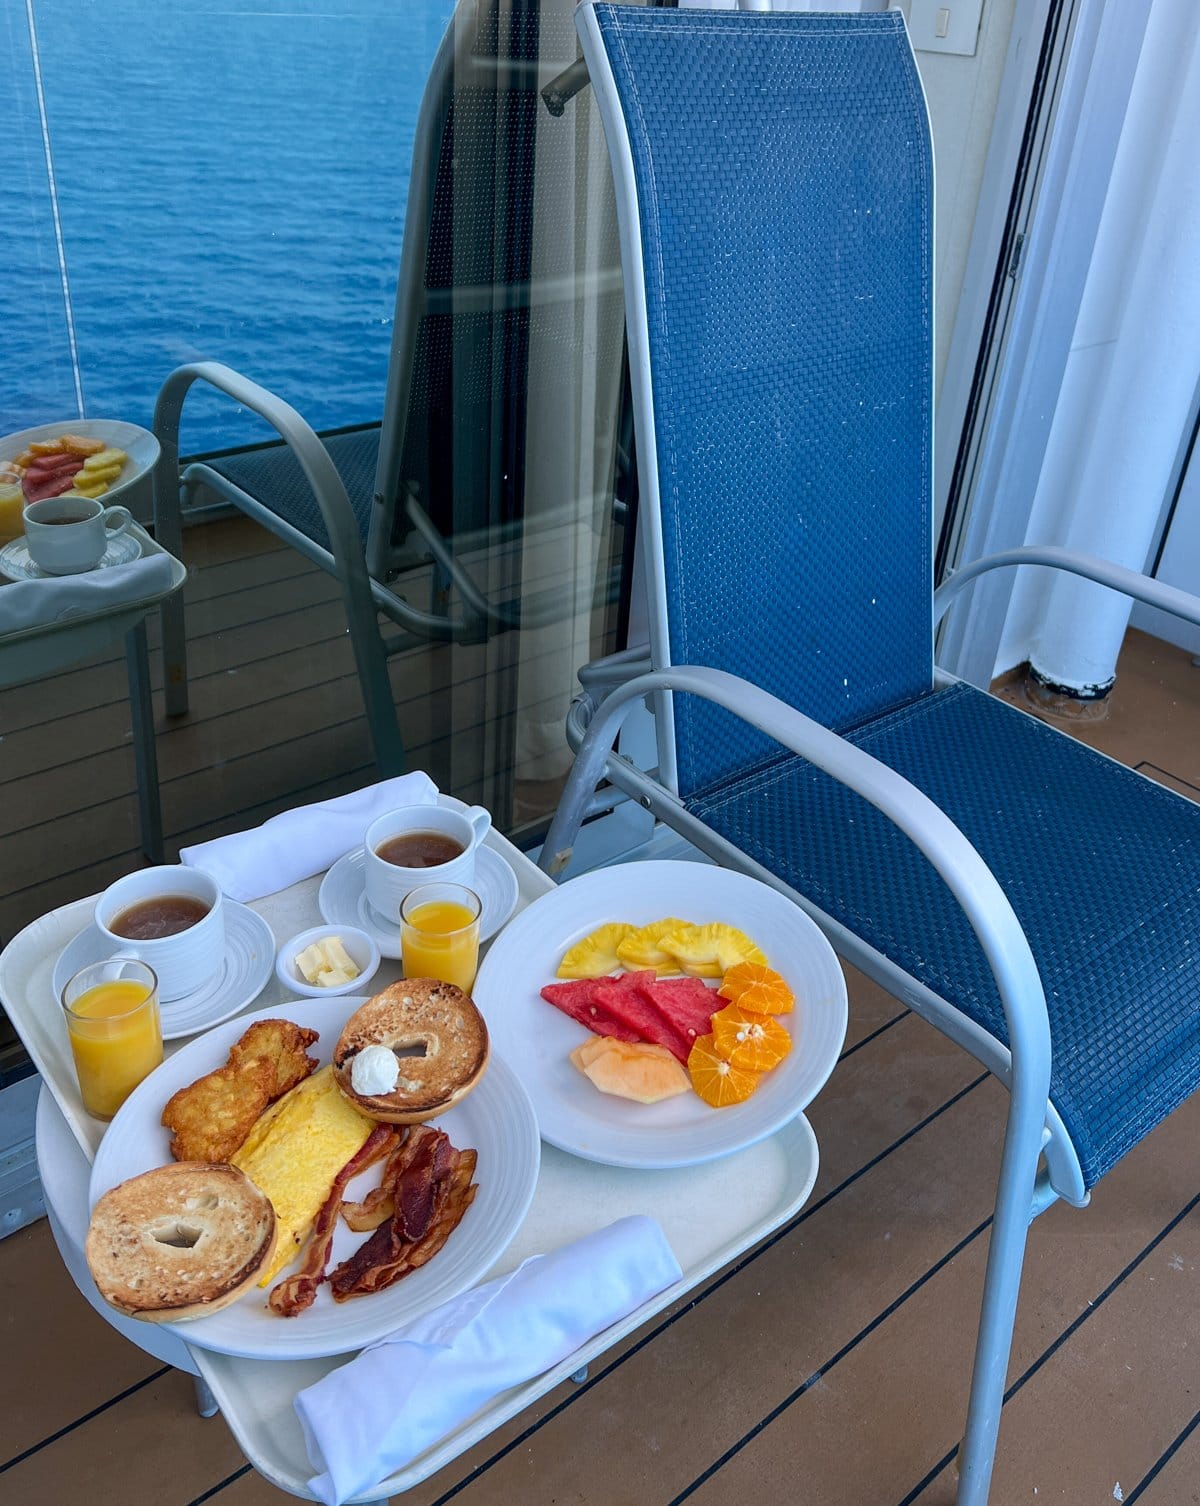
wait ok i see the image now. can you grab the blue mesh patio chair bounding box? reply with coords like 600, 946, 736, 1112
541, 7, 1200, 1503
151, 0, 632, 777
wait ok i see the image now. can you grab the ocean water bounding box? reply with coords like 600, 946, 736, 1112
2, 0, 456, 453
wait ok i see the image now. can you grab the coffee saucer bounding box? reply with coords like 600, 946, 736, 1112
318, 844, 519, 960
0, 531, 142, 581
51, 900, 274, 1040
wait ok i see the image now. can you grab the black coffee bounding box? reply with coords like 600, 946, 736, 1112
376, 832, 464, 868
111, 896, 211, 939
41, 515, 90, 526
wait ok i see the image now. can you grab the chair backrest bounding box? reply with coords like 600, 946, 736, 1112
578, 4, 935, 801
368, 0, 631, 583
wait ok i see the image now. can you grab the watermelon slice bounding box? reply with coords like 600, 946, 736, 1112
25, 452, 84, 475
641, 975, 721, 1050
23, 470, 80, 503
540, 977, 641, 1043
585, 972, 692, 1061
541, 971, 715, 1063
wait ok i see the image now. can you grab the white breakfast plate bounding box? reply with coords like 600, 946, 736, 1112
472, 861, 848, 1170
0, 530, 142, 581
88, 996, 541, 1361
0, 418, 160, 508
318, 844, 519, 958
52, 900, 275, 1040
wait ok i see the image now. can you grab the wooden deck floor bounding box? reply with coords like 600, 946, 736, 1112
2, 520, 1199, 1504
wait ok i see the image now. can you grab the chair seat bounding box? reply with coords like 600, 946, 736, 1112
688, 681, 1200, 1190
204, 426, 380, 552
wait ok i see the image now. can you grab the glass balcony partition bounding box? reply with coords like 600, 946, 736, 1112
1, 0, 651, 1086
2, 0, 457, 447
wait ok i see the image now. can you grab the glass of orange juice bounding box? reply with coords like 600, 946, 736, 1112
62, 960, 163, 1120
400, 883, 482, 992
0, 481, 24, 544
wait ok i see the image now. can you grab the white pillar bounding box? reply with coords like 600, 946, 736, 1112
1029, 0, 1200, 696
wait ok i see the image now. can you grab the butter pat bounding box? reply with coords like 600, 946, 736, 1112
295, 935, 361, 988
351, 1043, 401, 1097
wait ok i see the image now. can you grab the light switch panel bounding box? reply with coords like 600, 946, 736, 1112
905, 0, 984, 56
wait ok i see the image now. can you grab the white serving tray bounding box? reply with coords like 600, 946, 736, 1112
12, 833, 824, 1502
192, 1117, 819, 1501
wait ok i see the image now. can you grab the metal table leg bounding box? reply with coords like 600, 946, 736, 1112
126, 619, 164, 862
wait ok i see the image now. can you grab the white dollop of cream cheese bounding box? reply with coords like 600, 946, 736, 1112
351, 1044, 400, 1097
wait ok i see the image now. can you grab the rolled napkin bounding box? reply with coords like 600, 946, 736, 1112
0, 551, 174, 634
295, 1215, 682, 1506
180, 771, 438, 902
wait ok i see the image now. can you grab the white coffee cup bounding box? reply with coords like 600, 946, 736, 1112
23, 496, 133, 575
364, 804, 492, 924
95, 866, 225, 1001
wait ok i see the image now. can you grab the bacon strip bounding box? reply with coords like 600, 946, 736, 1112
328, 1128, 448, 1294
396, 1130, 456, 1240
329, 1137, 478, 1302
339, 1123, 432, 1232
268, 1123, 400, 1317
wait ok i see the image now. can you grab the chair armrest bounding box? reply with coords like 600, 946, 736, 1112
565, 647, 655, 752
152, 362, 369, 580
934, 543, 1200, 629
543, 664, 1052, 1121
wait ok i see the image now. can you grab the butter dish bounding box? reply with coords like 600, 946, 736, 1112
276, 925, 380, 998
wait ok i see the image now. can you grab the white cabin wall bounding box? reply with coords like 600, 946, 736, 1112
887, 0, 1017, 391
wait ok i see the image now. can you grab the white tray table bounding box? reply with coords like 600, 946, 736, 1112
0, 519, 185, 862
2, 830, 822, 1503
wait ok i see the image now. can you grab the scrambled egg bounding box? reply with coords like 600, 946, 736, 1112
231, 1064, 373, 1285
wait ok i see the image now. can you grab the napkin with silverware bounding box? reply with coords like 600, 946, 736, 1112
295, 1215, 682, 1506
180, 771, 438, 902
0, 552, 174, 634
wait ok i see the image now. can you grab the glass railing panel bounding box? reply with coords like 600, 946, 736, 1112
0, 0, 652, 1088
7, 0, 456, 451
1, 5, 79, 430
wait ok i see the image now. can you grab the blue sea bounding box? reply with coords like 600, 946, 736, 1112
3, 0, 456, 453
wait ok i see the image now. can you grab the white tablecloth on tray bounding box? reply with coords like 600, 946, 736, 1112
180, 772, 438, 901
0, 552, 174, 633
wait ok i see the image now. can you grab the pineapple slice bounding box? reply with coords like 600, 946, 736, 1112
557, 922, 635, 979
83, 447, 128, 472
615, 917, 691, 977
658, 922, 767, 978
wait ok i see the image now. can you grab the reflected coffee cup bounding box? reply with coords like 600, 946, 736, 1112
94, 866, 225, 1001
364, 804, 492, 926
23, 496, 133, 575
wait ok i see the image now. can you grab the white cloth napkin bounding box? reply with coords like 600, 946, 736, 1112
0, 552, 174, 634
295, 1215, 682, 1506
180, 772, 438, 902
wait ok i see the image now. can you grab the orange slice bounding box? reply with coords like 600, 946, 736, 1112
710, 1003, 792, 1072
687, 1033, 761, 1108
717, 961, 794, 1014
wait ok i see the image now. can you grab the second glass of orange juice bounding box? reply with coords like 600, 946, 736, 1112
62, 961, 163, 1120
400, 883, 482, 992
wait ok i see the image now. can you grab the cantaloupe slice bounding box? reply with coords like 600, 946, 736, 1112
574, 1038, 691, 1103
569, 1035, 617, 1072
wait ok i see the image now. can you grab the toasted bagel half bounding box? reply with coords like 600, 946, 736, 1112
85, 1162, 275, 1323
333, 979, 489, 1123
